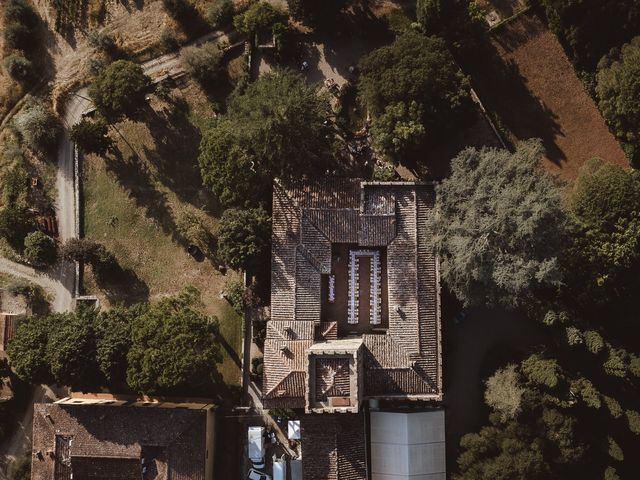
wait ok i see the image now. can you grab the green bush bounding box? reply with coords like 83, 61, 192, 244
584, 330, 604, 354
2, 164, 28, 204
162, 0, 189, 19
603, 395, 623, 419
224, 279, 245, 315
626, 409, 640, 434
160, 29, 180, 52
14, 101, 62, 153
87, 30, 116, 54
70, 119, 111, 155
521, 354, 560, 389
3, 54, 34, 84
206, 0, 234, 28
23, 231, 57, 268
217, 207, 270, 270
233, 1, 286, 34
607, 436, 624, 462
604, 467, 620, 480
0, 205, 32, 251
180, 43, 224, 86
3, 23, 31, 51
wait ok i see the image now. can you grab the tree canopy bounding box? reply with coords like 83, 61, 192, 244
287, 0, 347, 28
70, 119, 112, 155
126, 287, 222, 393
233, 1, 286, 34
564, 159, 640, 308
89, 60, 151, 121
198, 70, 335, 207
596, 37, 640, 165
23, 231, 56, 268
217, 207, 270, 270
539, 0, 640, 70
358, 31, 471, 160
434, 140, 565, 308
14, 100, 62, 154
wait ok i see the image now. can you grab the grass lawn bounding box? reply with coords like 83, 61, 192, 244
82, 77, 244, 387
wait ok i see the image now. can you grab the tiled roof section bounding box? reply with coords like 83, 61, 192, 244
315, 358, 351, 402
271, 182, 299, 321
305, 209, 359, 243
387, 190, 420, 356
300, 215, 332, 273
294, 251, 322, 321
286, 179, 361, 209
358, 215, 396, 246
364, 367, 438, 396
69, 457, 140, 480
31, 404, 207, 480
362, 335, 410, 369
301, 414, 366, 480
267, 321, 315, 341
262, 339, 313, 399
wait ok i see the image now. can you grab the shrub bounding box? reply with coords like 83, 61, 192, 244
14, 101, 62, 153
3, 23, 31, 51
416, 0, 442, 34
570, 377, 600, 409
584, 330, 604, 354
0, 205, 32, 251
565, 326, 583, 346
159, 29, 180, 53
5, 0, 38, 27
607, 436, 624, 462
521, 354, 560, 388
3, 54, 34, 84
224, 279, 245, 315
484, 364, 525, 422
2, 164, 28, 205
162, 0, 189, 19
87, 30, 116, 54
371, 161, 397, 181
206, 0, 234, 28
180, 43, 224, 86
626, 409, 640, 434
604, 467, 620, 480
177, 210, 212, 254
603, 395, 623, 419
23, 231, 57, 268
603, 347, 627, 377
233, 1, 286, 34
70, 119, 111, 155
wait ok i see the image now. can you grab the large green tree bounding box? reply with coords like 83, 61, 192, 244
358, 31, 471, 160
596, 37, 640, 165
23, 231, 56, 268
287, 0, 347, 28
198, 70, 335, 207
89, 60, 151, 121
564, 158, 640, 308
126, 287, 221, 393
539, 0, 640, 70
45, 308, 101, 389
0, 205, 32, 251
434, 140, 565, 308
6, 315, 52, 385
217, 207, 270, 270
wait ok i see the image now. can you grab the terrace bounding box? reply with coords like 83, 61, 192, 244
321, 244, 389, 337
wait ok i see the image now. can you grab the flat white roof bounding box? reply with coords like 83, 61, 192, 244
370, 410, 446, 480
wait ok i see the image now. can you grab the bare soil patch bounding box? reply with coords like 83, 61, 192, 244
459, 12, 628, 182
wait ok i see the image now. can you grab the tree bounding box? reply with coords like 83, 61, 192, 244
626, 409, 640, 434
539, 0, 640, 70
199, 70, 335, 207
521, 354, 560, 389
223, 279, 245, 314
584, 330, 604, 354
60, 238, 103, 263
206, 0, 234, 28
596, 37, 640, 165
455, 422, 551, 480
89, 60, 151, 121
607, 436, 624, 461
162, 0, 189, 19
3, 54, 34, 84
484, 364, 525, 422
3, 23, 31, 51
370, 101, 426, 162
6, 315, 52, 384
180, 42, 224, 87
570, 377, 601, 408
217, 207, 270, 270
434, 141, 565, 308
0, 205, 32, 251
23, 231, 56, 268
416, 0, 442, 34
70, 118, 111, 155
45, 308, 101, 389
5, 0, 39, 27
358, 32, 471, 143
126, 287, 221, 393
566, 159, 640, 307
95, 305, 145, 384
287, 0, 347, 28
14, 101, 62, 153
233, 1, 286, 34
605, 466, 621, 480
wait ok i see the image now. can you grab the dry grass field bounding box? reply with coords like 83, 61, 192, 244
461, 11, 628, 182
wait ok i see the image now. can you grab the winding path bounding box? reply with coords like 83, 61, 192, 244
0, 30, 232, 313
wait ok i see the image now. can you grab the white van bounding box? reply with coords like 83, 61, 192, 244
248, 426, 265, 468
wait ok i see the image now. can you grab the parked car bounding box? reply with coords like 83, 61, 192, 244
247, 468, 271, 480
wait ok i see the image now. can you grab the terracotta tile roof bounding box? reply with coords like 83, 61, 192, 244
301, 414, 366, 480
266, 179, 443, 410
31, 403, 207, 480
